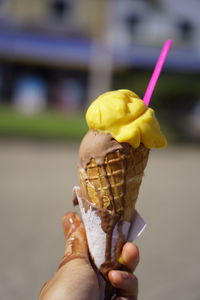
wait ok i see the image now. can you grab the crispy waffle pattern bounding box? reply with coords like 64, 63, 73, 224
79, 144, 149, 221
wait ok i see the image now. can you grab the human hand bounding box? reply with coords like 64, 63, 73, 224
39, 212, 139, 300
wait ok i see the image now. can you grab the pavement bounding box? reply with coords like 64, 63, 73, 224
0, 140, 200, 300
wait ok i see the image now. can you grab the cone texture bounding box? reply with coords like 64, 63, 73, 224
79, 143, 149, 221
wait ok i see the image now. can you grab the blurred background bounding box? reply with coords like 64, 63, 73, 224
0, 0, 199, 299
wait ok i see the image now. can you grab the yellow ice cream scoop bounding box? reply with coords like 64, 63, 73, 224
86, 89, 167, 148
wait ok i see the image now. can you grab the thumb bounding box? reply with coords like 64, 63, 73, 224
58, 211, 89, 269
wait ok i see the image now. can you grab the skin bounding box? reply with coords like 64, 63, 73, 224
39, 212, 139, 300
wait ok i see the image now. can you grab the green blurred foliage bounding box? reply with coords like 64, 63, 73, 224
0, 107, 87, 140
0, 71, 199, 143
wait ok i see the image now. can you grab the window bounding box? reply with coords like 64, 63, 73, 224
50, 0, 71, 20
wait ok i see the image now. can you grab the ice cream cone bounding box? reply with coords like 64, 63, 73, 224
75, 89, 166, 299
79, 139, 149, 221
78, 130, 149, 276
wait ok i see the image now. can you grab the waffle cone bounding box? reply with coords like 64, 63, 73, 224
78, 136, 149, 299
79, 143, 149, 221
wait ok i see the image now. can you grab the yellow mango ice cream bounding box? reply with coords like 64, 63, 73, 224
86, 89, 167, 148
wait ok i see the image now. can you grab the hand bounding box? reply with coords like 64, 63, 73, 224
39, 212, 139, 300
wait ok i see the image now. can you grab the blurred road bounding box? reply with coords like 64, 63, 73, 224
0, 140, 199, 300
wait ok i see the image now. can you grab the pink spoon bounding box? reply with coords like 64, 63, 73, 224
143, 40, 172, 106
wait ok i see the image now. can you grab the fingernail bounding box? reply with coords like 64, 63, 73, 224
121, 272, 130, 280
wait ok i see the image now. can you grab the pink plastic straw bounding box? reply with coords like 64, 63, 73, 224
143, 40, 172, 106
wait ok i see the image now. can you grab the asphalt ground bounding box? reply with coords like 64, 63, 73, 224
0, 140, 199, 300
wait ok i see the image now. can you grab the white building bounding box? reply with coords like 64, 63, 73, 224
113, 0, 200, 48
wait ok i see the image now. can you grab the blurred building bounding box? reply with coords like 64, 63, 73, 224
113, 0, 200, 47
0, 0, 200, 69
0, 0, 92, 36
1, 0, 198, 47
0, 0, 200, 115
